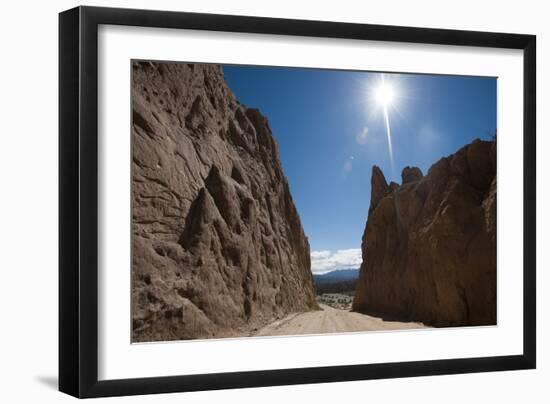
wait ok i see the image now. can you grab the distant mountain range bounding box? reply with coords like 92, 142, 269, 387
313, 268, 359, 285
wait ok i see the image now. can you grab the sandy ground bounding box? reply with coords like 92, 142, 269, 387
253, 304, 427, 336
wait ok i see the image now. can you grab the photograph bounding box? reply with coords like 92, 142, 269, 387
131, 61, 497, 343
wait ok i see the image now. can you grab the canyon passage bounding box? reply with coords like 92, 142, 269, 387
132, 61, 496, 342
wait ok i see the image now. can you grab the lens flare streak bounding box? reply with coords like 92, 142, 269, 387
378, 75, 395, 172
382, 102, 394, 171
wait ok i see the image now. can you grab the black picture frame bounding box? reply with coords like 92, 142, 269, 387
59, 5, 536, 398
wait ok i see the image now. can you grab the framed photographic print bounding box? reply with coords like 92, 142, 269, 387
59, 6, 536, 398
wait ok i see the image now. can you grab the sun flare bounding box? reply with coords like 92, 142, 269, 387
375, 81, 395, 108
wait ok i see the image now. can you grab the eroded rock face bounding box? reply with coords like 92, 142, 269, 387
131, 62, 317, 342
352, 139, 496, 326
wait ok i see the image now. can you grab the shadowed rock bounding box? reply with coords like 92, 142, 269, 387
401, 166, 423, 184
369, 166, 390, 215
352, 139, 496, 327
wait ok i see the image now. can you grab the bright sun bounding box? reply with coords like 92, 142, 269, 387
375, 82, 395, 108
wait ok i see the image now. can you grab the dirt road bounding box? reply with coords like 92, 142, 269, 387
254, 304, 426, 336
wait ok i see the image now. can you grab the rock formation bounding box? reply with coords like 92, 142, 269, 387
352, 139, 496, 326
131, 62, 317, 342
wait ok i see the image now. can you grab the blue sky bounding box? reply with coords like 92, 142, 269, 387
223, 65, 496, 273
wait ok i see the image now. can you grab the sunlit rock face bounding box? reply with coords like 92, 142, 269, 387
353, 139, 496, 327
131, 62, 317, 342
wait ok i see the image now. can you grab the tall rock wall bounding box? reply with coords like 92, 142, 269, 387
131, 62, 317, 342
352, 139, 497, 326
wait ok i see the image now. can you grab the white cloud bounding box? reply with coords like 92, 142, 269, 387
311, 250, 331, 259
310, 248, 362, 274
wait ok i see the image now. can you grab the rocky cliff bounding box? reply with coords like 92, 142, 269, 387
352, 139, 496, 326
131, 62, 317, 342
